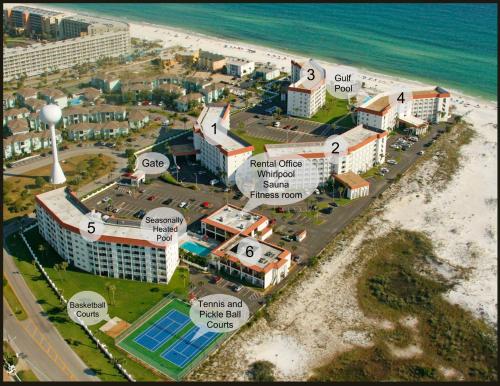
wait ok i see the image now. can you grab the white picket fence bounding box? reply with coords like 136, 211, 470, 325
80, 181, 118, 202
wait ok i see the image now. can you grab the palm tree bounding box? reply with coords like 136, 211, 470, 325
60, 261, 69, 280
274, 107, 283, 121
180, 272, 187, 289
109, 284, 116, 306
53, 263, 63, 282
37, 244, 46, 260
105, 282, 112, 303
338, 186, 345, 199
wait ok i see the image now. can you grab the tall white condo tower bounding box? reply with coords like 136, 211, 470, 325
40, 104, 66, 185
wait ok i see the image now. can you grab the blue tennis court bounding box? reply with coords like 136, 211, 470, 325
134, 309, 190, 352
161, 326, 220, 368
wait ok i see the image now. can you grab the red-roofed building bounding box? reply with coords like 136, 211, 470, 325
201, 204, 290, 288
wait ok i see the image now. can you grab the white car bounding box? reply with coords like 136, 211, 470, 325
390, 144, 401, 149
386, 159, 398, 165
380, 167, 389, 174
409, 136, 419, 142
314, 188, 320, 195
179, 202, 187, 208
210, 179, 219, 186
417, 150, 425, 155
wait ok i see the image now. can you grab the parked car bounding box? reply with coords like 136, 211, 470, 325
223, 187, 231, 192
386, 159, 398, 165
202, 201, 212, 208
272, 121, 281, 127
276, 207, 285, 213
330, 202, 338, 207
281, 235, 293, 242
417, 150, 425, 155
232, 284, 243, 292
314, 188, 321, 195
291, 125, 299, 131
179, 201, 187, 208
210, 275, 222, 284
380, 167, 390, 174
147, 195, 156, 201
283, 125, 291, 130
210, 179, 219, 186
292, 255, 302, 263
321, 207, 334, 214
409, 136, 419, 142
162, 198, 173, 205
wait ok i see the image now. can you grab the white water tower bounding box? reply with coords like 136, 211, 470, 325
40, 104, 66, 185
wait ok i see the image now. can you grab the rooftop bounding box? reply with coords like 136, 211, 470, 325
334, 172, 370, 189
194, 104, 253, 154
203, 204, 263, 234
213, 234, 288, 272
11, 6, 64, 17
35, 187, 166, 248
265, 124, 387, 157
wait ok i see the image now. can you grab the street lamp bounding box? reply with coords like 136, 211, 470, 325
193, 173, 198, 189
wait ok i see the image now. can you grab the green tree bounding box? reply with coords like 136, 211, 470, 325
179, 116, 189, 129
35, 176, 46, 188
124, 148, 135, 158
36, 244, 47, 257
53, 263, 63, 282
109, 284, 116, 306
338, 185, 345, 199
249, 361, 275, 381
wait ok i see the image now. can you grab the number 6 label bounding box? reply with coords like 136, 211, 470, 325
236, 237, 263, 267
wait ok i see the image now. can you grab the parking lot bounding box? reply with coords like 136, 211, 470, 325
84, 119, 446, 306
231, 110, 333, 143
189, 269, 263, 313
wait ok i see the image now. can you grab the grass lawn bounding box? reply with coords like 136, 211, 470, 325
3, 275, 28, 321
17, 370, 39, 381
310, 94, 350, 124
360, 165, 382, 179
3, 154, 116, 221
234, 131, 282, 154
7, 228, 190, 381
335, 113, 356, 128
333, 198, 352, 206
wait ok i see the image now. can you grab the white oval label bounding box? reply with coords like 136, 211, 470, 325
136, 152, 170, 174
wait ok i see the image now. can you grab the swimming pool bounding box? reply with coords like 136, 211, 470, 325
69, 97, 82, 106
181, 241, 212, 257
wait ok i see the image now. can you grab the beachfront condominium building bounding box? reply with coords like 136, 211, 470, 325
287, 60, 326, 118
4, 6, 64, 38
225, 57, 255, 78
356, 86, 451, 132
265, 124, 387, 182
201, 204, 291, 288
3, 13, 130, 81
35, 187, 180, 284
193, 104, 254, 186
197, 50, 226, 72
58, 15, 129, 39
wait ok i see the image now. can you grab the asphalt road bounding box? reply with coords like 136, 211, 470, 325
3, 225, 99, 381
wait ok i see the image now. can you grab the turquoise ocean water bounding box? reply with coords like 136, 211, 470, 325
49, 3, 497, 101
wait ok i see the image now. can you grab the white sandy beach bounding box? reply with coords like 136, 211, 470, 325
15, 3, 500, 380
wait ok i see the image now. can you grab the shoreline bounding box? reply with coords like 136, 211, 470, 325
29, 3, 497, 105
